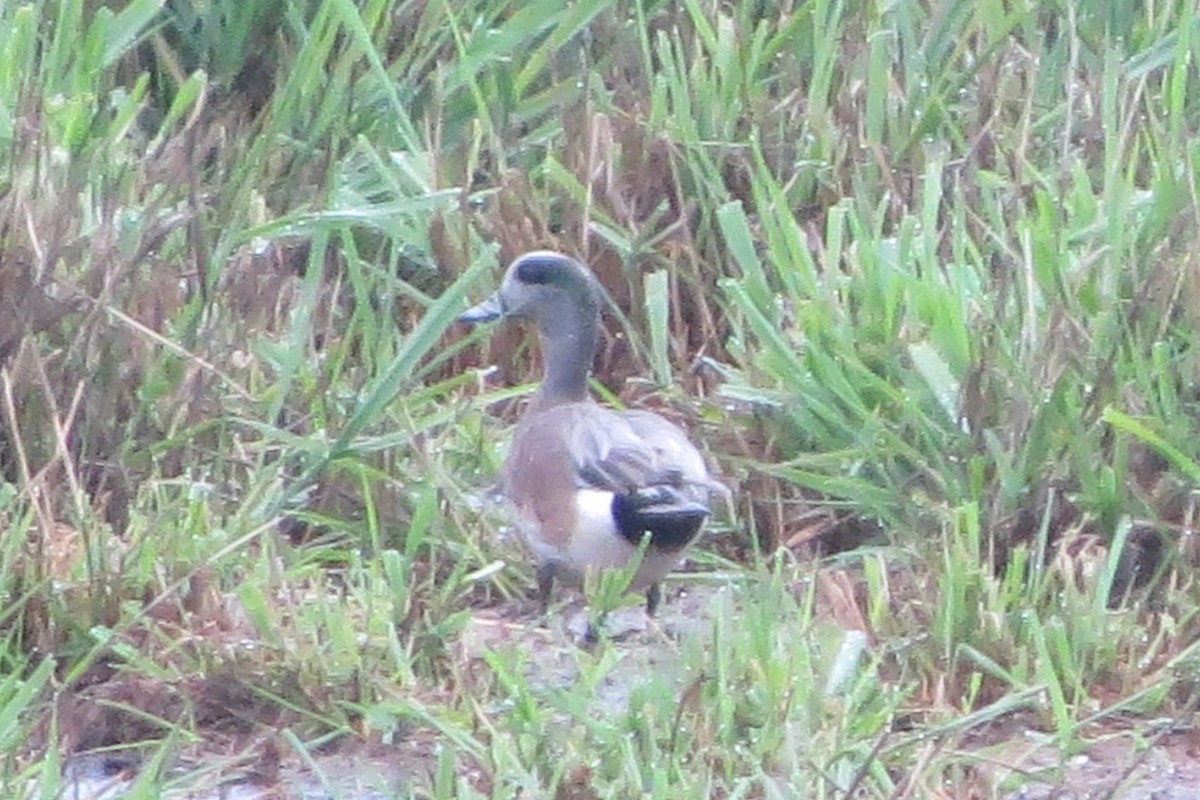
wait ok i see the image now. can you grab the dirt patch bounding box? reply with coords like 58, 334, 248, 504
989, 731, 1200, 799
50, 582, 1200, 799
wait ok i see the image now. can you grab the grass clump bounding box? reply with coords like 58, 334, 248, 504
2, 0, 1200, 796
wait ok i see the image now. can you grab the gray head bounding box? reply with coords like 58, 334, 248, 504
460, 251, 602, 404
459, 251, 601, 334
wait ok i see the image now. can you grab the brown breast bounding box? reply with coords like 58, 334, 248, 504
505, 411, 581, 550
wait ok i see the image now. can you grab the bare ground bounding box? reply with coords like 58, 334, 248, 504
50, 582, 1200, 798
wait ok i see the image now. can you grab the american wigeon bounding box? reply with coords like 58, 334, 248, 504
461, 251, 720, 615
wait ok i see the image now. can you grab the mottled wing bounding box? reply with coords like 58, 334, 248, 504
563, 407, 667, 492
548, 405, 711, 497
618, 410, 710, 485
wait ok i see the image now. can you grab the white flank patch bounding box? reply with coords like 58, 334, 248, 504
569, 489, 625, 568
561, 489, 682, 588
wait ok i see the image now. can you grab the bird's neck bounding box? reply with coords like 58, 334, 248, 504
533, 307, 598, 409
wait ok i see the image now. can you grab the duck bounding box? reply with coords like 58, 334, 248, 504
460, 251, 721, 615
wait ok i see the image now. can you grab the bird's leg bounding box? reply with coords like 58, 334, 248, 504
645, 582, 662, 617
536, 561, 557, 613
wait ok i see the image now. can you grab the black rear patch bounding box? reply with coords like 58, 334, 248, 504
611, 487, 708, 551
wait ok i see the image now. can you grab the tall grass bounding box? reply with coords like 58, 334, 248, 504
3, 0, 1200, 795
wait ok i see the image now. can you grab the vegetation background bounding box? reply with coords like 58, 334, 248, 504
3, 0, 1200, 796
